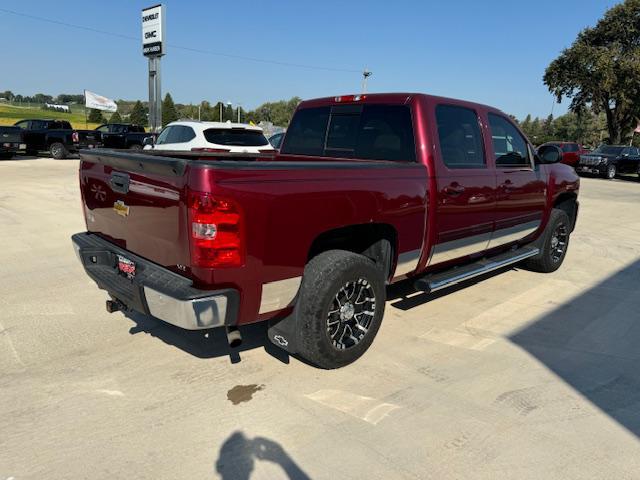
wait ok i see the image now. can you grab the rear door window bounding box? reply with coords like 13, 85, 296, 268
435, 104, 486, 168
203, 129, 269, 146
155, 126, 173, 145
488, 114, 531, 167
281, 104, 415, 161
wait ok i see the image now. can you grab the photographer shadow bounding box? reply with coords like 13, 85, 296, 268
215, 431, 310, 480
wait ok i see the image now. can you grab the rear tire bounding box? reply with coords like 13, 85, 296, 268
523, 208, 571, 273
294, 250, 386, 369
50, 142, 68, 160
129, 144, 143, 151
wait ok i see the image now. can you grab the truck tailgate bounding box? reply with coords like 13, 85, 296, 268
79, 150, 190, 272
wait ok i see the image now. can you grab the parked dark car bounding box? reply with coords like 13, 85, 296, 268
577, 145, 640, 179
96, 123, 152, 150
538, 141, 590, 167
0, 126, 24, 159
14, 119, 101, 159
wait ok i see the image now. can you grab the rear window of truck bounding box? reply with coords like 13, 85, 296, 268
281, 105, 416, 161
203, 129, 269, 146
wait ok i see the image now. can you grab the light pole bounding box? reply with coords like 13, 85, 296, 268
361, 69, 372, 94
226, 101, 232, 122
219, 102, 223, 122
237, 103, 242, 123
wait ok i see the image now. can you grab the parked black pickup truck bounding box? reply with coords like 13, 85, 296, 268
0, 126, 24, 159
577, 145, 640, 179
14, 119, 101, 159
96, 123, 151, 150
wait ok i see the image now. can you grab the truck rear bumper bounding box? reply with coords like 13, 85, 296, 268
71, 232, 239, 329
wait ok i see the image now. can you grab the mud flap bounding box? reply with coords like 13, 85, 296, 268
267, 312, 300, 355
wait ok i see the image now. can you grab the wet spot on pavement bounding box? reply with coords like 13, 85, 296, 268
227, 384, 264, 405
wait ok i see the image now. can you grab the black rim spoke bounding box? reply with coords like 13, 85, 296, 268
326, 278, 376, 350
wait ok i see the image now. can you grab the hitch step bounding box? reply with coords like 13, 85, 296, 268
414, 246, 539, 293
105, 299, 127, 313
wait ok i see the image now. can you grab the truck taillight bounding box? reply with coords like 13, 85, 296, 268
187, 190, 243, 268
72, 132, 79, 143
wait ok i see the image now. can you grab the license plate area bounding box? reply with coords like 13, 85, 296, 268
117, 254, 136, 279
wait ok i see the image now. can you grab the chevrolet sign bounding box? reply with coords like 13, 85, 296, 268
142, 4, 165, 57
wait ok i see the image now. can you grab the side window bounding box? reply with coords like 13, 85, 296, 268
178, 126, 196, 143
15, 121, 30, 130
31, 120, 45, 130
96, 125, 110, 133
155, 126, 173, 145
436, 104, 485, 168
488, 114, 531, 167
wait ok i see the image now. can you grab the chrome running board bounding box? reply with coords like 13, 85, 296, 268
414, 246, 539, 293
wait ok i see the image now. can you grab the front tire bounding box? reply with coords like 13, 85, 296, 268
524, 208, 571, 273
294, 250, 386, 369
129, 143, 143, 151
604, 163, 617, 179
50, 142, 68, 160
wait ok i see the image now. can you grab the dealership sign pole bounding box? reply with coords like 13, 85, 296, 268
142, 4, 165, 133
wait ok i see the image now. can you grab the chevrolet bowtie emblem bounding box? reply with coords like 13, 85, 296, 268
113, 200, 130, 217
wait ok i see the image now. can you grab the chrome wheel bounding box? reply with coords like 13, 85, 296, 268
326, 278, 376, 350
51, 144, 62, 157
606, 164, 616, 179
550, 222, 568, 263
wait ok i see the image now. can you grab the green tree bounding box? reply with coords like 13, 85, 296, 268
88, 109, 105, 123
162, 93, 178, 126
544, 0, 640, 144
224, 104, 234, 122
109, 111, 123, 123
130, 100, 148, 126
245, 97, 302, 126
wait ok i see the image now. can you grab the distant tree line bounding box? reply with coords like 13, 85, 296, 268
544, 0, 640, 145
516, 109, 614, 148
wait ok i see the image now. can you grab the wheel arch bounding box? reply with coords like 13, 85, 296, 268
553, 192, 578, 232
307, 223, 398, 281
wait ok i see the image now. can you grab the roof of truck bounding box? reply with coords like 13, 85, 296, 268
298, 92, 506, 115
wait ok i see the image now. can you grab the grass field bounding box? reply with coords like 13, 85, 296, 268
0, 103, 103, 129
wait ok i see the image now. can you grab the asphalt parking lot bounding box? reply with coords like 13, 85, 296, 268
1, 157, 640, 480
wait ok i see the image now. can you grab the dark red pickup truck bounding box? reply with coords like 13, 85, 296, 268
72, 93, 579, 368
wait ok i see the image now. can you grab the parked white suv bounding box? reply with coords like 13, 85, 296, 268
145, 120, 274, 153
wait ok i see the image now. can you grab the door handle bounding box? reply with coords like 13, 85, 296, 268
110, 172, 130, 194
443, 184, 465, 196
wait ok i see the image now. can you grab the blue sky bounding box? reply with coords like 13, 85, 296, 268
0, 0, 615, 119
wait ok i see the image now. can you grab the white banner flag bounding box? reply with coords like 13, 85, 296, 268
84, 90, 117, 112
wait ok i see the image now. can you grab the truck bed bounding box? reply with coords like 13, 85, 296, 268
78, 148, 428, 325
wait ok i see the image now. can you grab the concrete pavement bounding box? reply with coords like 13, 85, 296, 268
1, 158, 639, 479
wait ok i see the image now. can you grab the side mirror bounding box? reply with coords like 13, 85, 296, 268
536, 145, 563, 164
142, 136, 155, 147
